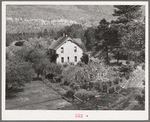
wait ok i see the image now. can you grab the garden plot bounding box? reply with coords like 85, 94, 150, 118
6, 80, 71, 110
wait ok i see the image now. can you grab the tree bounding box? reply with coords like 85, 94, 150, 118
112, 5, 144, 62
6, 60, 34, 96
46, 49, 58, 63
113, 5, 142, 23
81, 53, 89, 64
33, 58, 50, 78
84, 27, 96, 51
95, 19, 120, 64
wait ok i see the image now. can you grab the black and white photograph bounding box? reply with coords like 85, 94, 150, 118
2, 1, 149, 120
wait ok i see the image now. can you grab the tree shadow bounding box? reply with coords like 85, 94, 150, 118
6, 88, 24, 100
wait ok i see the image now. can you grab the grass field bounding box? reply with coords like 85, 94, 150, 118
6, 80, 71, 110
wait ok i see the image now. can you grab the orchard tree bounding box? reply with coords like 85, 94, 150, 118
6, 60, 34, 96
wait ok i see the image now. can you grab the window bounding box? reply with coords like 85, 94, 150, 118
67, 57, 69, 62
61, 47, 64, 53
61, 57, 64, 63
75, 56, 77, 62
74, 46, 77, 52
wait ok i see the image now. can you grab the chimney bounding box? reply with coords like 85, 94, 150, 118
63, 33, 65, 37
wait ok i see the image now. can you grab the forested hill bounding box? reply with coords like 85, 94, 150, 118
6, 5, 145, 33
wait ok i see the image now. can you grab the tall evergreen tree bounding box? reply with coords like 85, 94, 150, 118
95, 19, 120, 64
112, 5, 144, 62
113, 5, 142, 23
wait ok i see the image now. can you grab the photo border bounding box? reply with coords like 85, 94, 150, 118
1, 0, 149, 121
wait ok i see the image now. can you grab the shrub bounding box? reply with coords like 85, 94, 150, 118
125, 72, 130, 80
63, 62, 69, 68
77, 61, 85, 67
61, 66, 76, 85
119, 64, 134, 73
119, 62, 122, 66
69, 82, 80, 91
126, 60, 130, 64
142, 80, 145, 85
81, 54, 89, 64
93, 81, 101, 91
134, 63, 138, 69
135, 94, 144, 105
64, 90, 75, 98
44, 63, 63, 82
142, 64, 145, 70
70, 62, 74, 65
120, 78, 123, 83
33, 58, 50, 78
53, 75, 63, 83
74, 89, 95, 101
116, 85, 121, 91
108, 86, 114, 94
113, 77, 120, 84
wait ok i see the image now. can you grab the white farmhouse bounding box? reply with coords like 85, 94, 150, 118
49, 35, 87, 64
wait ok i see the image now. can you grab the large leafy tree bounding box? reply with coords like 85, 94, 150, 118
6, 58, 34, 97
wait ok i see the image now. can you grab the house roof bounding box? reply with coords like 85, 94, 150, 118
49, 36, 87, 52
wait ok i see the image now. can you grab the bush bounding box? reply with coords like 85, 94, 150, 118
33, 58, 50, 78
44, 63, 62, 80
119, 64, 134, 73
77, 61, 85, 67
81, 54, 89, 64
113, 77, 120, 84
134, 63, 138, 69
69, 82, 80, 91
6, 60, 34, 96
64, 90, 75, 98
63, 62, 69, 68
119, 62, 122, 66
108, 86, 114, 94
116, 85, 121, 91
125, 72, 130, 80
53, 75, 63, 83
93, 81, 101, 91
75, 89, 95, 101
70, 62, 74, 65
61, 66, 76, 85
142, 64, 145, 70
126, 60, 130, 64
135, 94, 144, 105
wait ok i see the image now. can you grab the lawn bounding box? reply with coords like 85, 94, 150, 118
6, 80, 71, 110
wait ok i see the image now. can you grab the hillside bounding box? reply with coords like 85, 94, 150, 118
6, 5, 145, 33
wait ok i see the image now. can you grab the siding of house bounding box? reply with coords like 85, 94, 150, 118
56, 40, 83, 64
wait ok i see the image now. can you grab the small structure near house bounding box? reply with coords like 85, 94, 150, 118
49, 34, 87, 64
